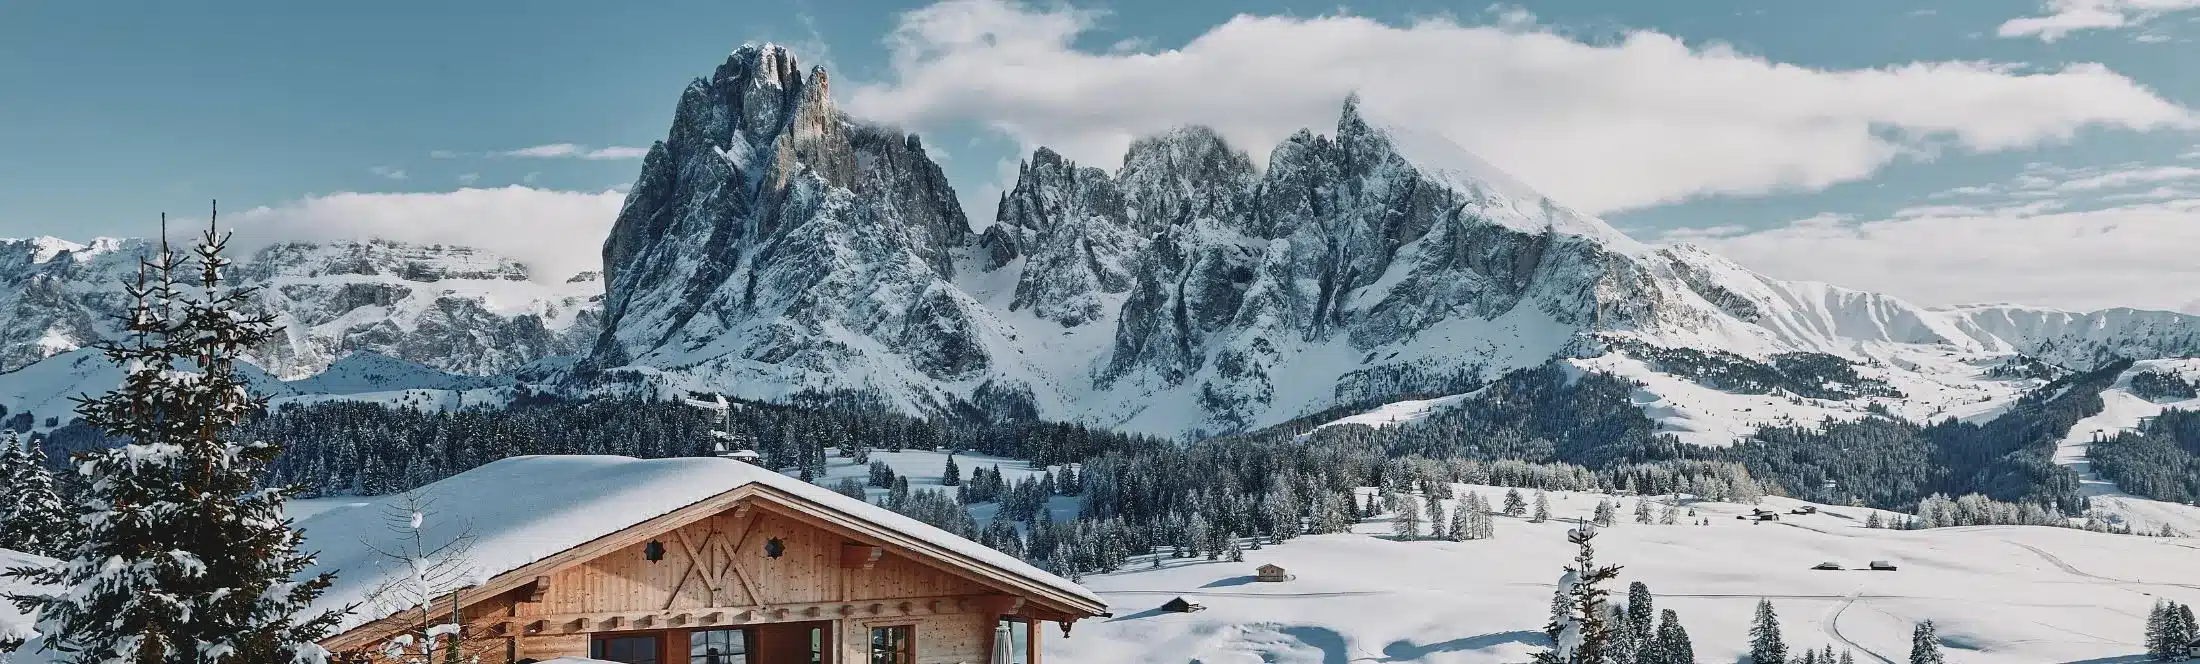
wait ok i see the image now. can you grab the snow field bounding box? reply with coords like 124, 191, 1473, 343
1052, 485, 2200, 664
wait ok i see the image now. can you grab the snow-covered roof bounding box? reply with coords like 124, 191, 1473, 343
296, 455, 1103, 635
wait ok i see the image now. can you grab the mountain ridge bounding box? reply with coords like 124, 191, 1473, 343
569, 43, 2200, 438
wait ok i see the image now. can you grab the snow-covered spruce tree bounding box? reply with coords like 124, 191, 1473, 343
1659, 501, 1677, 526
1626, 582, 1655, 649
1532, 521, 1623, 664
1651, 609, 1693, 664
1534, 490, 1551, 522
2147, 601, 2176, 661
1593, 499, 1617, 527
0, 436, 71, 557
1633, 498, 1652, 524
1449, 500, 1471, 542
1606, 604, 1636, 664
1748, 599, 1787, 664
2180, 604, 2200, 660
942, 454, 961, 487
8, 214, 344, 664
1908, 620, 1942, 664
1504, 489, 1527, 516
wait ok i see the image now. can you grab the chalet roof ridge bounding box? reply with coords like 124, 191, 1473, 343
296, 455, 1104, 642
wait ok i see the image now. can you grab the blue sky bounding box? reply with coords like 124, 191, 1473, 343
4, 0, 2197, 311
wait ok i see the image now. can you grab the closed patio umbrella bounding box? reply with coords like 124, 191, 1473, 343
991, 620, 1016, 664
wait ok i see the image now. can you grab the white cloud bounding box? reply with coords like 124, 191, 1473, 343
1670, 199, 2200, 312
369, 165, 408, 181
457, 172, 481, 185
229, 187, 625, 281
432, 144, 652, 160
503, 143, 585, 158
2049, 165, 2200, 191
498, 144, 647, 160
1998, 0, 2200, 41
846, 0, 2196, 216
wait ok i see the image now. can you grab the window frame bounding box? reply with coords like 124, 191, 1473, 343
685, 627, 752, 664
867, 624, 915, 664
997, 616, 1038, 664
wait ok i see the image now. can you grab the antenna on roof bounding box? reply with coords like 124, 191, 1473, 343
684, 392, 761, 464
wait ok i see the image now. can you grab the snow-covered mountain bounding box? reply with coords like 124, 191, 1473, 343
578, 43, 2200, 438
0, 236, 602, 379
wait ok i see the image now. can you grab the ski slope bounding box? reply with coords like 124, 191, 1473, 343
2055, 359, 2200, 536
1053, 486, 2196, 664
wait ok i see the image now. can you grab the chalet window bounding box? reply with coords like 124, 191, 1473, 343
689, 629, 748, 664
868, 625, 913, 664
591, 635, 661, 664
998, 617, 1034, 664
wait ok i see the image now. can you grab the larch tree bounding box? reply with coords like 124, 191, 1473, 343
1504, 488, 1527, 516
1394, 494, 1423, 540
6, 211, 345, 664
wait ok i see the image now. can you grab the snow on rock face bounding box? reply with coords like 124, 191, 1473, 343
0, 238, 601, 379
581, 45, 2200, 437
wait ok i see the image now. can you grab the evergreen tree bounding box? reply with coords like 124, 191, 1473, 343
942, 454, 961, 487
1450, 500, 1472, 542
2181, 604, 2200, 660
1659, 501, 1678, 526
1627, 582, 1656, 648
7, 215, 343, 664
1534, 490, 1552, 522
1608, 604, 1637, 664
1594, 499, 1618, 527
1634, 498, 1652, 524
1749, 599, 1788, 664
1865, 512, 1883, 529
1504, 488, 1528, 516
2147, 601, 2174, 661
1532, 522, 1623, 664
0, 437, 70, 557
1653, 609, 1694, 664
1908, 620, 1942, 664
1839, 651, 1854, 664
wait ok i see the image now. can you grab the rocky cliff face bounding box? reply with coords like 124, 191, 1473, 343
581, 44, 2200, 436
0, 237, 599, 379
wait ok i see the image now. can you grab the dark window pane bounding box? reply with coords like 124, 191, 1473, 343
689, 629, 747, 664
592, 636, 660, 664
868, 626, 912, 664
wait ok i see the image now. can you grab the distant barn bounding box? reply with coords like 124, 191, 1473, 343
1161, 596, 1206, 613
1256, 564, 1292, 582
1870, 560, 1899, 571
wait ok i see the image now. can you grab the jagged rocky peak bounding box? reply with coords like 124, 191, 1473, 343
586, 42, 984, 384
1117, 125, 1257, 229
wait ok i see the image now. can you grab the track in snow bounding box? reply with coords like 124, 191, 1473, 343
1827, 595, 1896, 664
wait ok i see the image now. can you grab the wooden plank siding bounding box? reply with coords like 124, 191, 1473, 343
334, 493, 1082, 664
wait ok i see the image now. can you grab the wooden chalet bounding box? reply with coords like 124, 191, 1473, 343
302, 456, 1107, 664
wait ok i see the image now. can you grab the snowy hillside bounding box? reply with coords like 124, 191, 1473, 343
0, 237, 600, 380
576, 43, 2200, 439
2053, 358, 2200, 535
0, 347, 520, 431
1053, 485, 2198, 664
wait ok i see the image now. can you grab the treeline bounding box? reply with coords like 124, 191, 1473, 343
2092, 408, 2200, 503
1723, 360, 2126, 513
35, 393, 1169, 499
